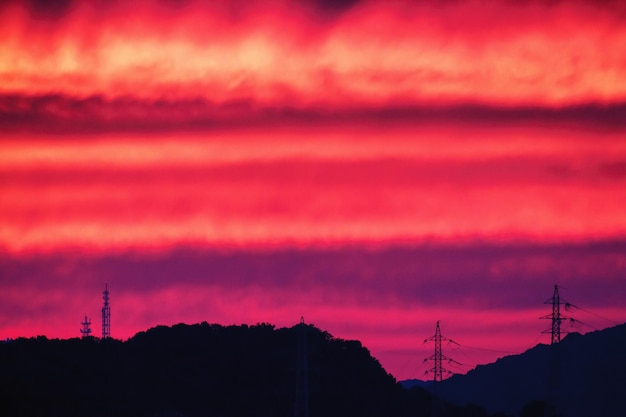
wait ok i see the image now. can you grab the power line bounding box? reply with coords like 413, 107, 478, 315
452, 342, 518, 355
447, 344, 479, 368
565, 303, 621, 326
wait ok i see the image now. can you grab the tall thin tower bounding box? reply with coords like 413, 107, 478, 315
424, 321, 458, 382
294, 317, 309, 417
541, 284, 567, 344
80, 315, 92, 338
101, 283, 111, 339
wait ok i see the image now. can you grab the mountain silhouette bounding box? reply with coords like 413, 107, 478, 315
0, 322, 498, 417
422, 323, 626, 417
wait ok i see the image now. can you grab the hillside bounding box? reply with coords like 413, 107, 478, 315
0, 322, 498, 417
426, 323, 626, 417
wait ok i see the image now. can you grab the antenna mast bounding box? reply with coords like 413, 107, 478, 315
294, 316, 309, 417
540, 284, 568, 344
101, 283, 111, 339
80, 315, 92, 338
424, 321, 459, 382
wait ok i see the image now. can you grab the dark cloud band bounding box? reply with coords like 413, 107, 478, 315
2, 93, 625, 134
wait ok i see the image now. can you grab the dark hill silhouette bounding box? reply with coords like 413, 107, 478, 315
400, 379, 434, 390
0, 322, 496, 417
424, 323, 626, 417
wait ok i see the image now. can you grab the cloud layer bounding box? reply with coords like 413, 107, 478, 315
1, 242, 625, 380
2, 120, 626, 253
1, 0, 625, 380
1, 0, 626, 107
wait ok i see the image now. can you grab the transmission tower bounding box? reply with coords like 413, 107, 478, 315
80, 315, 92, 338
294, 317, 309, 417
540, 284, 568, 344
101, 283, 111, 339
424, 321, 459, 382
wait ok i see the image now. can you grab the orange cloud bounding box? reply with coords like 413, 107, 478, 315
1, 0, 625, 106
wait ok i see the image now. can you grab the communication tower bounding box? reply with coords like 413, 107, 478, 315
80, 315, 92, 338
101, 283, 111, 339
294, 316, 309, 417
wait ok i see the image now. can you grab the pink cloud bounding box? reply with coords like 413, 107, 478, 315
1, 1, 625, 106
2, 180, 623, 251
2, 126, 626, 253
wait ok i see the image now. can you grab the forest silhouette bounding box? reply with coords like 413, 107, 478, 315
4, 321, 625, 417
1, 322, 505, 417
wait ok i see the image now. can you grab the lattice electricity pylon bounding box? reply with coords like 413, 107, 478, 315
540, 284, 582, 344
80, 315, 92, 338
540, 284, 567, 344
101, 283, 111, 339
424, 321, 461, 382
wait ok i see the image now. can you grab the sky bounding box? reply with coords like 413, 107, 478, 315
1, 0, 626, 381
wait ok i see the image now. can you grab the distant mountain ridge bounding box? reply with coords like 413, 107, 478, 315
424, 323, 626, 417
400, 379, 434, 390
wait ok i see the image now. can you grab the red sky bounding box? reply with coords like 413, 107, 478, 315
1, 0, 626, 381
